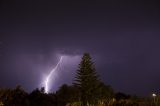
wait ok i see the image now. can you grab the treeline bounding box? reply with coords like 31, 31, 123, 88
0, 84, 109, 106
0, 53, 155, 106
0, 85, 151, 106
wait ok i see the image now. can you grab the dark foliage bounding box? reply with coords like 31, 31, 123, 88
74, 53, 101, 105
28, 87, 57, 106
115, 92, 131, 101
56, 84, 80, 106
0, 85, 29, 106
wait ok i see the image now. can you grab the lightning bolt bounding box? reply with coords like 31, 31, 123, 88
44, 56, 63, 93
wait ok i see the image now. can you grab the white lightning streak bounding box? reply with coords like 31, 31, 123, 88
45, 56, 63, 93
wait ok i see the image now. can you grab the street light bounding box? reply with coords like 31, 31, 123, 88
152, 93, 156, 105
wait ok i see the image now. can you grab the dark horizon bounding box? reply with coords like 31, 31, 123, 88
1, 0, 160, 96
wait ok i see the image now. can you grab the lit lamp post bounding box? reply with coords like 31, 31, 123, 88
152, 93, 156, 105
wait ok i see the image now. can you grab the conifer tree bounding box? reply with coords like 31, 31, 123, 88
74, 53, 100, 106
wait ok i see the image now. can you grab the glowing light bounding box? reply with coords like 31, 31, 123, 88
44, 56, 63, 93
152, 93, 156, 97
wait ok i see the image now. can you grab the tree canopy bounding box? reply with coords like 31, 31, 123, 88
74, 53, 103, 105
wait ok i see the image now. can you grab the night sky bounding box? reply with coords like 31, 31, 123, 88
1, 0, 160, 96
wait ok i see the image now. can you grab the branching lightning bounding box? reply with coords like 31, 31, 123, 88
44, 56, 63, 93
